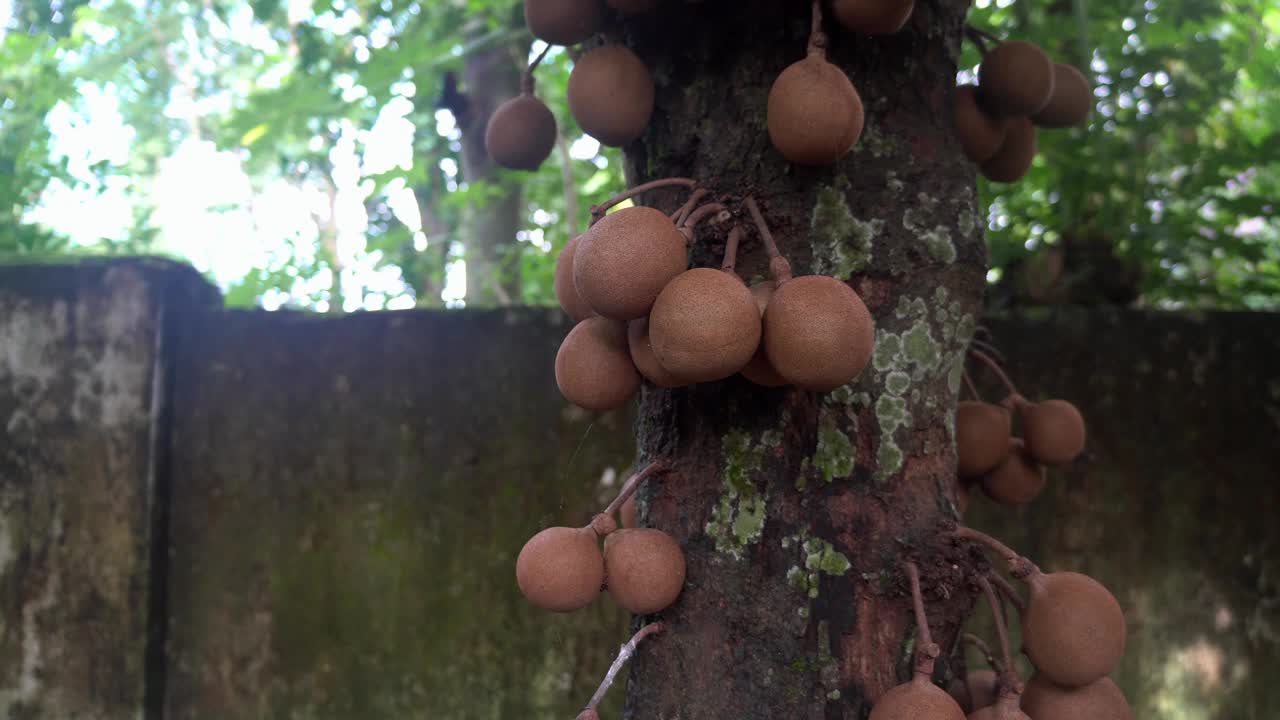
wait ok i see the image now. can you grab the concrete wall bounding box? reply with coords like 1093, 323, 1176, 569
1, 260, 1277, 719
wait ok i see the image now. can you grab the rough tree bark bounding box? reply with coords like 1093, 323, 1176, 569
614, 1, 985, 717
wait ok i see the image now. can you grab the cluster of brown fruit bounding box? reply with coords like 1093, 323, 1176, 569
485, 0, 659, 172
954, 33, 1093, 183
944, 528, 1133, 720
516, 461, 685, 615
554, 183, 876, 410
955, 345, 1086, 509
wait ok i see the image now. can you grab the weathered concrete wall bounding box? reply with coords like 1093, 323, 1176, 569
965, 309, 1280, 720
0, 260, 215, 719
2, 262, 1278, 719
163, 306, 636, 719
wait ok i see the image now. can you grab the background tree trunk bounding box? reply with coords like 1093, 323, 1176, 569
619, 1, 984, 717
458, 31, 524, 307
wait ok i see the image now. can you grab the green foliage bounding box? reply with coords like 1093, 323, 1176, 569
967, 0, 1280, 308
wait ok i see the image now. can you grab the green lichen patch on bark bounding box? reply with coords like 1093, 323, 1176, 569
705, 428, 783, 559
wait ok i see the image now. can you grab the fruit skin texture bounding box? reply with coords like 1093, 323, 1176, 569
954, 86, 1009, 163
649, 268, 762, 383
949, 669, 1000, 713
763, 276, 875, 392
1021, 674, 1132, 720
604, 528, 686, 614
515, 526, 604, 612
484, 94, 557, 171
832, 0, 915, 34
1033, 64, 1092, 128
767, 55, 864, 166
956, 401, 1013, 478
555, 235, 595, 322
574, 206, 688, 320
628, 317, 686, 388
1019, 399, 1086, 465
981, 438, 1046, 506
573, 207, 686, 319
524, 0, 604, 46
555, 317, 641, 411
567, 44, 654, 147
979, 40, 1055, 116
740, 281, 789, 387
870, 676, 967, 720
1022, 571, 1127, 688
980, 116, 1037, 183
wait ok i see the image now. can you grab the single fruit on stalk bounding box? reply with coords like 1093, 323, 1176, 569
1016, 398, 1086, 465
954, 85, 1009, 163
1020, 674, 1133, 720
604, 528, 686, 614
649, 268, 762, 383
485, 93, 557, 170
870, 673, 967, 720
740, 281, 788, 387
979, 40, 1055, 116
980, 116, 1037, 183
516, 526, 604, 612
555, 317, 640, 411
832, 0, 915, 34
1021, 570, 1127, 688
567, 44, 655, 147
956, 401, 1013, 478
763, 276, 875, 392
981, 438, 1046, 506
524, 0, 604, 46
767, 55, 864, 165
555, 235, 594, 322
574, 206, 688, 320
1032, 64, 1093, 128
628, 317, 686, 388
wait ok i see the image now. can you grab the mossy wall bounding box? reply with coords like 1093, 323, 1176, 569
1, 261, 1277, 719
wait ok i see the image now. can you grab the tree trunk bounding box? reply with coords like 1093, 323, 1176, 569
618, 1, 985, 717
458, 35, 524, 307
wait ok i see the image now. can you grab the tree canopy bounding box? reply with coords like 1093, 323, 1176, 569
3, 0, 1278, 309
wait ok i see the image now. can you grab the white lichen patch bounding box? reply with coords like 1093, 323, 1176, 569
810, 177, 881, 278
868, 289, 976, 482
705, 427, 783, 559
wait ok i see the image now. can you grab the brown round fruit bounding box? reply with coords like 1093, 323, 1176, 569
767, 56, 864, 166
649, 268, 762, 383
949, 669, 1000, 713
555, 235, 595, 322
954, 85, 1009, 163
619, 494, 637, 529
981, 438, 1046, 506
870, 676, 967, 720
979, 40, 1055, 116
555, 317, 641, 411
832, 0, 914, 34
603, 528, 686, 614
956, 401, 1012, 478
524, 0, 604, 46
740, 281, 789, 387
567, 44, 654, 147
628, 317, 687, 388
763, 276, 875, 392
967, 694, 1030, 720
1021, 674, 1132, 720
485, 94, 557, 171
606, 0, 659, 11
1032, 64, 1093, 128
1023, 571, 1127, 688
574, 206, 688, 320
980, 116, 1037, 183
1018, 398, 1086, 465
516, 526, 604, 612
